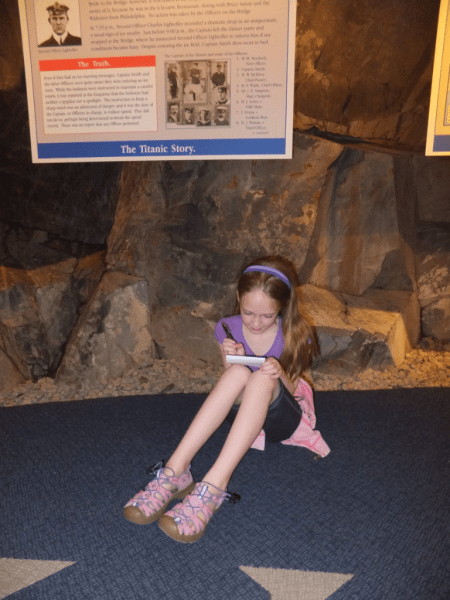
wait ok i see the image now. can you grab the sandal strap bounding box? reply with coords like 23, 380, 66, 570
197, 481, 241, 504
166, 482, 240, 536
145, 460, 165, 476
125, 464, 192, 518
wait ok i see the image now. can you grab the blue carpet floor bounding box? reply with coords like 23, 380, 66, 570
1, 388, 449, 599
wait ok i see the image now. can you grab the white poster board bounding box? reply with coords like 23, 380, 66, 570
426, 0, 450, 155
18, 0, 297, 163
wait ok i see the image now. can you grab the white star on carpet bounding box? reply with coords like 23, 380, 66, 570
0, 558, 75, 599
240, 566, 354, 600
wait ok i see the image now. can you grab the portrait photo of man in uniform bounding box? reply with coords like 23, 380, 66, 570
217, 86, 229, 104
211, 63, 226, 88
167, 64, 179, 100
38, 2, 82, 47
212, 84, 229, 105
183, 61, 206, 103
214, 106, 229, 126
183, 107, 194, 125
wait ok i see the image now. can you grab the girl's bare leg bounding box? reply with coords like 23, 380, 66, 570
202, 370, 277, 491
166, 364, 251, 475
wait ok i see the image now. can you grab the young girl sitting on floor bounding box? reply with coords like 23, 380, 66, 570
123, 255, 320, 543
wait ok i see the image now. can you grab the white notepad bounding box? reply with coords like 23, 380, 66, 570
225, 355, 266, 366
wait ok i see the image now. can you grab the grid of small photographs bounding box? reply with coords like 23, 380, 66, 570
165, 60, 230, 128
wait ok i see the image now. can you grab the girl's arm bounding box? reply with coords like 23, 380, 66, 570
219, 338, 246, 370
260, 357, 298, 395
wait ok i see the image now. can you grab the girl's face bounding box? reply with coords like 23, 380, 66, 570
239, 288, 279, 335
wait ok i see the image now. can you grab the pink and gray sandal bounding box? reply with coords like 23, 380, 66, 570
158, 481, 240, 543
123, 461, 195, 525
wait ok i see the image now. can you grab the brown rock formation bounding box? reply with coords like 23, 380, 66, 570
294, 0, 440, 151
56, 271, 157, 387
106, 135, 343, 362
300, 284, 420, 376
299, 149, 416, 296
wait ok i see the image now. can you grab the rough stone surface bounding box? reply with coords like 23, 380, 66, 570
0, 245, 80, 382
299, 284, 420, 377
0, 346, 25, 392
414, 156, 450, 223
0, 1, 23, 91
299, 149, 416, 296
151, 305, 223, 365
415, 222, 450, 340
73, 251, 109, 308
421, 298, 450, 341
416, 222, 450, 308
294, 0, 440, 151
106, 134, 343, 361
0, 223, 106, 388
56, 271, 156, 387
1, 338, 449, 408
1, 154, 122, 245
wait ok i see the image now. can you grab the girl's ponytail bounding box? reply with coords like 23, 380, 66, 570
280, 285, 319, 380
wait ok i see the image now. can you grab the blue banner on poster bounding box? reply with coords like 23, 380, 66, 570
432, 135, 450, 152
37, 138, 286, 159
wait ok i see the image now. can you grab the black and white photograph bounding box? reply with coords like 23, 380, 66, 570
36, 1, 82, 47
165, 59, 231, 128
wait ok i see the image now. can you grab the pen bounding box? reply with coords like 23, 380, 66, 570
222, 322, 236, 342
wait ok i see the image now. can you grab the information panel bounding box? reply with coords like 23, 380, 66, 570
426, 0, 450, 155
18, 0, 297, 162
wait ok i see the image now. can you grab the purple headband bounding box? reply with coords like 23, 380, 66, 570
243, 265, 291, 289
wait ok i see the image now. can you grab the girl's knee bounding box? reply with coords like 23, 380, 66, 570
248, 368, 278, 391
221, 364, 252, 381
233, 364, 252, 375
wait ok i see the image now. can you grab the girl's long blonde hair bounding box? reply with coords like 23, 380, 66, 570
234, 255, 319, 381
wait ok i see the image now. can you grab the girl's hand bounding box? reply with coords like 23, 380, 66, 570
261, 357, 283, 379
222, 338, 245, 356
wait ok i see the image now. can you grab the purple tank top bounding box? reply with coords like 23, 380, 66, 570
214, 315, 284, 371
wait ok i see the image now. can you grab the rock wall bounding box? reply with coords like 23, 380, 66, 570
105, 133, 424, 371
0, 224, 107, 384
294, 0, 441, 151
299, 149, 417, 295
0, 0, 449, 390
105, 134, 343, 363
56, 271, 156, 387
